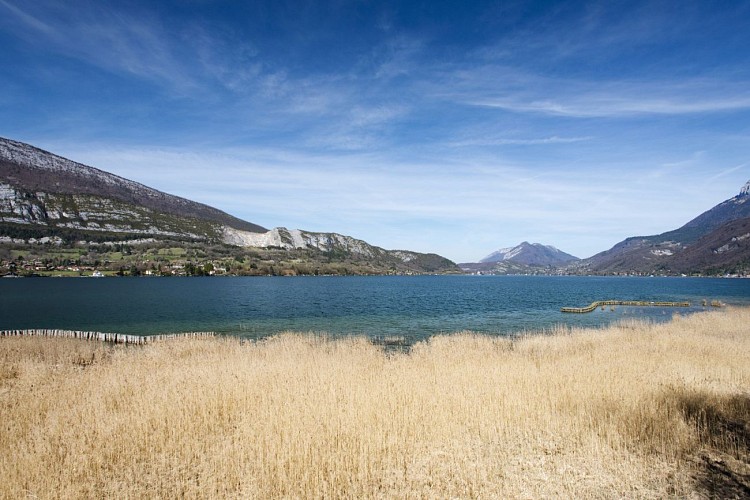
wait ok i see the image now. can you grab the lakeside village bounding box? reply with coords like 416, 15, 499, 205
0, 259, 429, 277
0, 253, 427, 278
2, 257, 226, 277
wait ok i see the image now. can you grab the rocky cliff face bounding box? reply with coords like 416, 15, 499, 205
0, 182, 215, 239
224, 227, 379, 256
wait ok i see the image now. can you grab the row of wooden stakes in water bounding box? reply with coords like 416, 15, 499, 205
0, 329, 215, 344
560, 300, 692, 314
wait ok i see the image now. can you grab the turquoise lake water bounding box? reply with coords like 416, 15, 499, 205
1, 275, 749, 343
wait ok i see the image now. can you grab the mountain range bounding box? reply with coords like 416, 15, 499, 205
1, 136, 748, 277
0, 137, 458, 275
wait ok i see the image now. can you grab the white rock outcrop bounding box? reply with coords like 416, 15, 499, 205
223, 226, 378, 257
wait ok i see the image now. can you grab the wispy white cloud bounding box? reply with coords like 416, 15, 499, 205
449, 135, 593, 147
0, 1, 195, 91
0, 0, 53, 34
470, 94, 750, 117
0, 0, 267, 96
371, 36, 425, 80
706, 163, 749, 183
447, 71, 750, 117
659, 151, 708, 169
480, 1, 700, 66
186, 25, 262, 92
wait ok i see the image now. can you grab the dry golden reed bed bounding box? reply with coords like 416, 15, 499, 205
1, 308, 749, 499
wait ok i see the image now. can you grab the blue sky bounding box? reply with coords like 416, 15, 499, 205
1, 0, 749, 262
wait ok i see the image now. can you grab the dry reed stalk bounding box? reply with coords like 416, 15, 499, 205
0, 308, 748, 498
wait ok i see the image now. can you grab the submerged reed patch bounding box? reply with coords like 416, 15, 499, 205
1, 307, 748, 498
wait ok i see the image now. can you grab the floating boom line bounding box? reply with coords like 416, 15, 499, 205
561, 300, 691, 314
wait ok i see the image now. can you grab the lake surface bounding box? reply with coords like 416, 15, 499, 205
1, 275, 749, 343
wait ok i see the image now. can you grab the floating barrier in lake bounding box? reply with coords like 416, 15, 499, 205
0, 329, 215, 344
560, 300, 691, 314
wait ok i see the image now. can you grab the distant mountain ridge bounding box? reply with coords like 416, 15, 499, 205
480, 242, 579, 266
460, 241, 579, 274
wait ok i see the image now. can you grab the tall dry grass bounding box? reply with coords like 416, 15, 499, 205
1, 308, 749, 498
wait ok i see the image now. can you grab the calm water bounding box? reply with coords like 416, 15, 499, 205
1, 275, 749, 342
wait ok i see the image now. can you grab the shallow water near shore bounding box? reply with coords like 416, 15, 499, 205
2, 275, 749, 342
